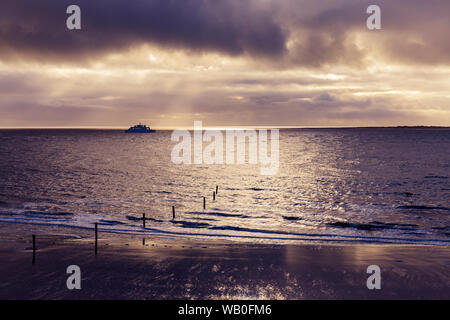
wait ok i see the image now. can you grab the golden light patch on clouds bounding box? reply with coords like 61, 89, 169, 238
91, 44, 247, 73
311, 74, 347, 80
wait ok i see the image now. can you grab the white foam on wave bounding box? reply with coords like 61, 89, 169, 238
0, 208, 449, 246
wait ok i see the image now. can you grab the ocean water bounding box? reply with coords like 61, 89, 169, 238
0, 128, 449, 245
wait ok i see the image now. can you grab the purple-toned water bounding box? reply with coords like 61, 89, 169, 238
0, 128, 449, 245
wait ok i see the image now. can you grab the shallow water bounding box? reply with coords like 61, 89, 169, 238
0, 128, 449, 245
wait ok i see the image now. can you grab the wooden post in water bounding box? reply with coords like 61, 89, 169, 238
94, 223, 98, 255
32, 235, 36, 265
172, 206, 175, 220
216, 185, 218, 194
213, 191, 216, 201
203, 196, 206, 209
143, 213, 146, 228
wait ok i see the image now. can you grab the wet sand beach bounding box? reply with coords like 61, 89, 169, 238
0, 224, 449, 300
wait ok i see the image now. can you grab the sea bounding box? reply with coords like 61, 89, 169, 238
0, 128, 449, 245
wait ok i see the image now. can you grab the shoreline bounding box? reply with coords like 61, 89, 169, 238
1, 219, 449, 247
0, 223, 449, 299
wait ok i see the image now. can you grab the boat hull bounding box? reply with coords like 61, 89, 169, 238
125, 129, 156, 133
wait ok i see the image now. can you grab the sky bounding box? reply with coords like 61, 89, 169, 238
0, 0, 449, 128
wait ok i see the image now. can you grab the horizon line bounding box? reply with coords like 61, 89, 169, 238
0, 125, 449, 130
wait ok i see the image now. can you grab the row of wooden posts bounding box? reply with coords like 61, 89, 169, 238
145, 185, 218, 226
31, 185, 219, 261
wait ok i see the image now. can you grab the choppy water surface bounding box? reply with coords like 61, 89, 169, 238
0, 128, 449, 245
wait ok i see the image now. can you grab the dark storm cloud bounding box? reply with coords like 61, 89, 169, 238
376, 0, 450, 65
0, 0, 286, 61
283, 0, 450, 66
1, 0, 450, 66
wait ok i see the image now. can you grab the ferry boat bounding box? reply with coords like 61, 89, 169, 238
125, 123, 156, 133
